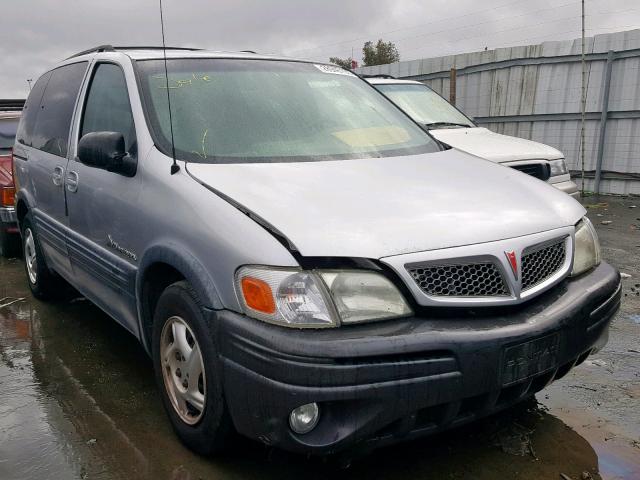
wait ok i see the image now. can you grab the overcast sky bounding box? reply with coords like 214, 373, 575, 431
1, 0, 639, 98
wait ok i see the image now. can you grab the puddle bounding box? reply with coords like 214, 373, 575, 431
628, 314, 640, 325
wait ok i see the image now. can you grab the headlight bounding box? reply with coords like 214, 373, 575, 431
549, 158, 568, 177
236, 266, 412, 328
319, 270, 412, 324
571, 217, 601, 276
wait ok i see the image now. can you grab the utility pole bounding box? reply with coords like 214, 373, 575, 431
26, 79, 32, 91
449, 67, 457, 105
580, 0, 586, 196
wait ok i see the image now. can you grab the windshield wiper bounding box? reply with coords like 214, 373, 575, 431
423, 122, 472, 129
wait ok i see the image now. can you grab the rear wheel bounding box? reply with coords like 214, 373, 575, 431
21, 213, 66, 300
152, 281, 233, 455
0, 225, 20, 258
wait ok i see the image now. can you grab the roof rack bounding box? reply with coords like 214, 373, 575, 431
66, 45, 115, 59
360, 74, 397, 79
0, 99, 26, 112
66, 45, 203, 60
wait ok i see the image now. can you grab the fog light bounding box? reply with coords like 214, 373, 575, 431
289, 403, 319, 434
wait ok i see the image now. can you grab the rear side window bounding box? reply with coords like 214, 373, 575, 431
0, 117, 20, 150
16, 71, 51, 147
31, 62, 88, 157
81, 63, 136, 152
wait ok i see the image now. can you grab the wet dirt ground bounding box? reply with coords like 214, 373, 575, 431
0, 195, 638, 480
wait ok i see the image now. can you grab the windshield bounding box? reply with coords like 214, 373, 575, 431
0, 117, 20, 150
374, 83, 474, 128
136, 59, 439, 163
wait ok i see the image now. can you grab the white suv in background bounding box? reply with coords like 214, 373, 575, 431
366, 77, 579, 198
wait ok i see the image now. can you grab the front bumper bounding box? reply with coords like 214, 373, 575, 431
213, 262, 620, 455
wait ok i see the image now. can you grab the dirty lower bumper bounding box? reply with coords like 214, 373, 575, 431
213, 262, 620, 455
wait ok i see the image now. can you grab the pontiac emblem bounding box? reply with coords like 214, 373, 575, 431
505, 250, 518, 279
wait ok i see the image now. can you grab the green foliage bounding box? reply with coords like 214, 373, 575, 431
362, 39, 400, 66
329, 57, 354, 69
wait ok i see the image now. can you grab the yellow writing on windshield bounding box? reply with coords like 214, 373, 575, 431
332, 126, 410, 148
153, 73, 213, 89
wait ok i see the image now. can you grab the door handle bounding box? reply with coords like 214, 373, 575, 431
66, 171, 79, 193
52, 166, 65, 186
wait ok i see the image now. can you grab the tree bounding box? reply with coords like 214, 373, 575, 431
362, 39, 400, 66
329, 57, 354, 69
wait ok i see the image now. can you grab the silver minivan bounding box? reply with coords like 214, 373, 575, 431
13, 46, 620, 457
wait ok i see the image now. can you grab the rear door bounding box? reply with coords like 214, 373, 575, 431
65, 62, 141, 334
14, 62, 89, 276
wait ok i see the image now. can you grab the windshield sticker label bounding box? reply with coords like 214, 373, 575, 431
314, 64, 355, 76
307, 79, 341, 89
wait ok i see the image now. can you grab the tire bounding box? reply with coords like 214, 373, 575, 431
0, 224, 21, 258
21, 212, 66, 300
152, 280, 233, 455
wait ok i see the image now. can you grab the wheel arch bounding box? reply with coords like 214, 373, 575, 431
15, 190, 33, 228
136, 244, 224, 354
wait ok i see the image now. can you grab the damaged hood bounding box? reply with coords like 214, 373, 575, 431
430, 127, 563, 163
186, 149, 584, 259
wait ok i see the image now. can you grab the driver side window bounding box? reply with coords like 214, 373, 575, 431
81, 63, 137, 154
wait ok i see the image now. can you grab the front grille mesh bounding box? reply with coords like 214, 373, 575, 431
521, 239, 566, 291
408, 263, 509, 297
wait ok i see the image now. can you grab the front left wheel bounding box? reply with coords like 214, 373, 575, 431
152, 281, 233, 455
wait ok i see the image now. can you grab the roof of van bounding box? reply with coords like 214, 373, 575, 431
66, 45, 305, 63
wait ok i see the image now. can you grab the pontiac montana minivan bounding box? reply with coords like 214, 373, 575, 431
13, 46, 620, 457
366, 77, 580, 198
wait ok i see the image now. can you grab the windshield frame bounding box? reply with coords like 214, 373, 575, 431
373, 81, 476, 129
133, 57, 442, 164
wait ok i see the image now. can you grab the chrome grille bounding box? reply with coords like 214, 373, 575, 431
408, 262, 509, 297
521, 239, 566, 291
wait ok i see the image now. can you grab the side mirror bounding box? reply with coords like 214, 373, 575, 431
78, 132, 136, 177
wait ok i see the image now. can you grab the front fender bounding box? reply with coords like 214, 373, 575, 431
137, 242, 224, 309
136, 243, 225, 352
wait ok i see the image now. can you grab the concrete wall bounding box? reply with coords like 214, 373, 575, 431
356, 29, 640, 195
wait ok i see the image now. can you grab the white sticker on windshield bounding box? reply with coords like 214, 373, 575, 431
314, 64, 355, 76
308, 79, 341, 89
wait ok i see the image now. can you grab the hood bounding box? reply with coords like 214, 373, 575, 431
430, 127, 563, 163
186, 149, 584, 259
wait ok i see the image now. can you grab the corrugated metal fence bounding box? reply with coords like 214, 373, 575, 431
356, 29, 640, 195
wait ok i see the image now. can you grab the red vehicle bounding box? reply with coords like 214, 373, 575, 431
0, 100, 24, 257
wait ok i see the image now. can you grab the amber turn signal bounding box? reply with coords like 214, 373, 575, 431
241, 276, 276, 314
